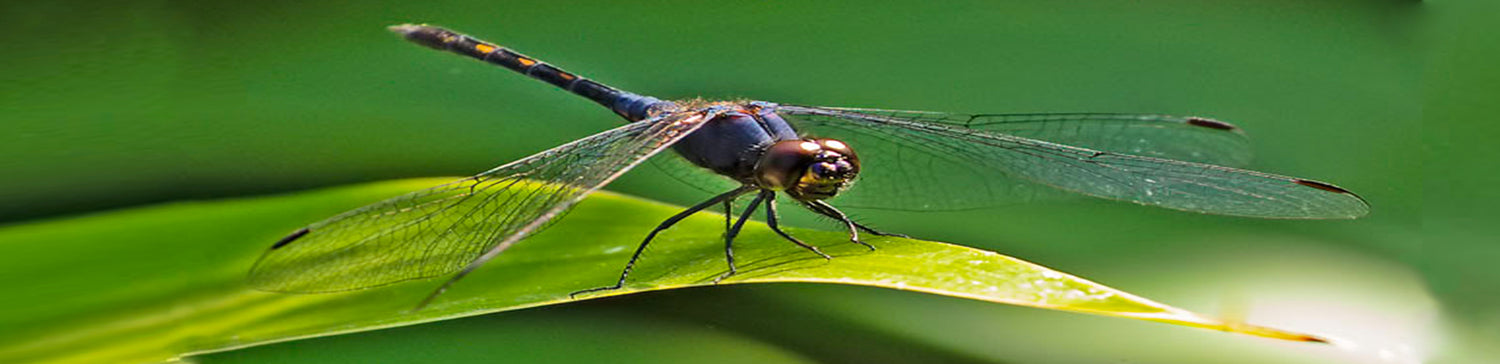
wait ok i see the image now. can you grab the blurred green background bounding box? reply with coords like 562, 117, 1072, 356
2, 0, 1493, 363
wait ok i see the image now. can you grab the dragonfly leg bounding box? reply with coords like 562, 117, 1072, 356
809, 201, 906, 238
720, 197, 734, 279
803, 200, 878, 251
764, 192, 832, 260
723, 197, 733, 238
849, 221, 908, 239
571, 185, 756, 298
715, 190, 768, 284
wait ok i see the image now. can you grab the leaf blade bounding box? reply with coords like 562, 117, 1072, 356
0, 178, 1323, 364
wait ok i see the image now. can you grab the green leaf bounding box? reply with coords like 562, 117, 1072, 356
0, 178, 1324, 363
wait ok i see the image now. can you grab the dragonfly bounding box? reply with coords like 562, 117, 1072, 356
248, 24, 1369, 308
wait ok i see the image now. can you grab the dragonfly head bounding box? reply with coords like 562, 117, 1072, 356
754, 138, 860, 200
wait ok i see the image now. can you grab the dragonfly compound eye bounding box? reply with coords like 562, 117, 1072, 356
753, 138, 859, 200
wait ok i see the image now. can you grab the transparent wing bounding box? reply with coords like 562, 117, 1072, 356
777, 105, 1369, 218
248, 110, 716, 293
812, 107, 1253, 166
648, 150, 740, 194
648, 108, 1252, 197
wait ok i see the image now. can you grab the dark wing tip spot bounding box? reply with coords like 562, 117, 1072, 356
1294, 179, 1353, 194
1185, 117, 1238, 131
1295, 179, 1371, 218
271, 227, 311, 249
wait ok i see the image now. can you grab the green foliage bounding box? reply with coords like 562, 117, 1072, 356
0, 179, 1319, 363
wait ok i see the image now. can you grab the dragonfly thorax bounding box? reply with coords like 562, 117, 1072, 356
754, 138, 860, 200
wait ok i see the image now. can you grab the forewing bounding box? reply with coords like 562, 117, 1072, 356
248, 111, 714, 292
814, 107, 1253, 166
778, 105, 1368, 218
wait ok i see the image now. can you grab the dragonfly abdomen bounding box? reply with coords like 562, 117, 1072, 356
389, 24, 670, 121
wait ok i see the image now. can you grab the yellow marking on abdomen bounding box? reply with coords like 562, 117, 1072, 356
474, 44, 497, 53
517, 57, 536, 66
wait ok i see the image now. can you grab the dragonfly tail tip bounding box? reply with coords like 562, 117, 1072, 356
387, 24, 423, 36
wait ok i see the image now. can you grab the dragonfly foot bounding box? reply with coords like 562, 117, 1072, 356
569, 284, 622, 299
851, 221, 907, 239
809, 246, 833, 260
866, 230, 909, 239
713, 269, 737, 284
850, 239, 877, 251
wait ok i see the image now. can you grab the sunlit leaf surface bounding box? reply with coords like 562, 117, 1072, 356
0, 179, 1323, 363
